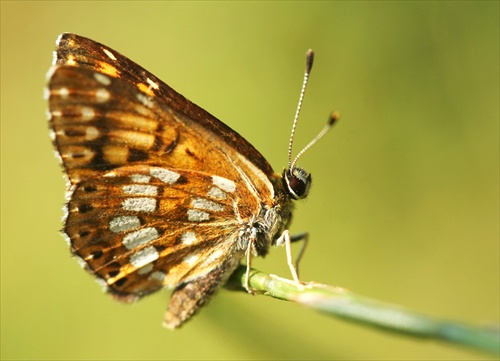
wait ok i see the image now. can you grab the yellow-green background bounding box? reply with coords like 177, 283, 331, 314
1, 1, 498, 360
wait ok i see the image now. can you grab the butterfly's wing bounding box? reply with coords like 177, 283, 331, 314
47, 33, 288, 327
65, 165, 240, 293
50, 33, 274, 183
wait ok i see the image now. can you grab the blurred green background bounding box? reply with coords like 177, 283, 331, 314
1, 1, 498, 360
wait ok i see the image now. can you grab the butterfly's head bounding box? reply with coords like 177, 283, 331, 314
283, 167, 311, 200
285, 111, 338, 201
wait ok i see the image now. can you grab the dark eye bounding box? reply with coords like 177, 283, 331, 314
283, 167, 312, 200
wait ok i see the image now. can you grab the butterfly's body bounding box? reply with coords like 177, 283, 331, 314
47, 34, 312, 328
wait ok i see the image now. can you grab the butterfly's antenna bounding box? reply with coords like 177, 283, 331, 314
287, 49, 340, 171
287, 49, 315, 169
290, 112, 340, 171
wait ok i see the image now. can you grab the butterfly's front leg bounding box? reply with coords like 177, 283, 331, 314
244, 239, 258, 294
290, 232, 309, 280
276, 230, 309, 285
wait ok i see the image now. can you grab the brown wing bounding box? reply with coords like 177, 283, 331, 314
48, 33, 280, 212
50, 33, 274, 179
65, 165, 244, 299
47, 33, 283, 301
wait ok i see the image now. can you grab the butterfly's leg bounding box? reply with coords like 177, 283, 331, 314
276, 230, 303, 284
244, 239, 256, 294
290, 232, 309, 279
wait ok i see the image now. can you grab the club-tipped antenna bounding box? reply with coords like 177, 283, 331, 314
289, 112, 340, 171
287, 49, 339, 171
287, 49, 315, 169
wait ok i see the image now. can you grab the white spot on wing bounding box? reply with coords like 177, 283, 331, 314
80, 107, 96, 121
122, 197, 156, 212
187, 209, 210, 222
146, 77, 160, 90
212, 176, 236, 193
109, 215, 141, 233
191, 197, 224, 212
123, 184, 158, 196
183, 253, 200, 267
54, 87, 69, 98
95, 88, 110, 102
84, 126, 100, 141
149, 271, 166, 282
122, 227, 159, 250
94, 73, 111, 86
207, 186, 227, 200
130, 246, 159, 268
137, 263, 153, 275
137, 93, 154, 108
181, 231, 197, 245
150, 168, 180, 184
67, 55, 76, 66
131, 174, 151, 183
50, 109, 62, 118
102, 48, 117, 60
203, 249, 225, 266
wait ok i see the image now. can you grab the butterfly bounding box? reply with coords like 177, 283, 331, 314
46, 33, 337, 328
